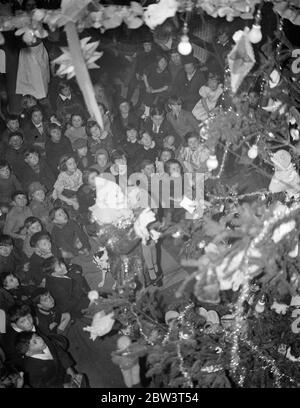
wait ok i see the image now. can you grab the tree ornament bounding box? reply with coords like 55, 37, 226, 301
269, 69, 281, 88
290, 128, 299, 141
144, 0, 178, 30
255, 294, 266, 313
88, 290, 99, 303
248, 144, 258, 159
206, 155, 219, 171
178, 22, 192, 56
248, 9, 262, 44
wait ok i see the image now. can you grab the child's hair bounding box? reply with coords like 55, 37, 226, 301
159, 148, 175, 160
49, 206, 69, 222
0, 272, 14, 288
15, 332, 34, 356
139, 159, 154, 172
8, 131, 24, 142
21, 94, 37, 109
82, 168, 99, 184
185, 131, 199, 144
70, 112, 85, 124
8, 303, 32, 323
5, 114, 19, 124
208, 72, 220, 82
29, 106, 43, 119
164, 159, 184, 176
125, 123, 138, 132
150, 105, 165, 117
30, 231, 51, 248
48, 122, 61, 133
0, 234, 13, 247
0, 160, 11, 171
32, 288, 51, 306
24, 216, 43, 231
24, 147, 40, 160
11, 190, 27, 202
110, 149, 126, 163
86, 120, 100, 138
58, 154, 76, 172
140, 130, 153, 140
167, 95, 182, 106
42, 256, 62, 276
58, 80, 71, 93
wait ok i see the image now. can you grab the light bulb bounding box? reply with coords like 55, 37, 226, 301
255, 299, 265, 313
248, 144, 258, 159
178, 35, 192, 56
269, 69, 280, 88
290, 128, 300, 141
206, 155, 219, 171
248, 24, 262, 44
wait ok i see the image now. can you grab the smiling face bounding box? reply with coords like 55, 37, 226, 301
160, 150, 172, 162
141, 133, 152, 148
36, 237, 51, 254
15, 314, 34, 332
13, 194, 27, 207
0, 165, 11, 179
164, 135, 175, 147
3, 274, 19, 290
32, 189, 45, 203
7, 119, 20, 132
126, 128, 138, 142
96, 153, 108, 168
39, 292, 55, 310
72, 115, 83, 128
31, 110, 43, 126
142, 163, 155, 178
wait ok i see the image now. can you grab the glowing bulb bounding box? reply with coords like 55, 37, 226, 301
206, 155, 219, 171
269, 69, 280, 88
178, 35, 192, 56
22, 29, 36, 45
248, 24, 262, 44
248, 145, 258, 159
290, 128, 300, 141
255, 299, 265, 313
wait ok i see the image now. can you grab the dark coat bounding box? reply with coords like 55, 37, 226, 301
51, 219, 91, 255
20, 159, 55, 193
45, 137, 73, 176
142, 117, 180, 149
23, 121, 50, 153
172, 68, 206, 111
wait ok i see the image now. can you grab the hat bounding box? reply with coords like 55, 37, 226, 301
28, 181, 46, 196
73, 138, 87, 150
271, 149, 292, 170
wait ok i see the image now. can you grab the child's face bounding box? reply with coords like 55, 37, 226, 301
169, 163, 181, 177
50, 128, 62, 143
32, 189, 45, 203
208, 78, 219, 91
143, 42, 152, 53
0, 245, 13, 257
28, 221, 42, 236
126, 129, 137, 142
54, 260, 68, 276
187, 136, 199, 151
65, 157, 77, 173
61, 86, 71, 97
15, 314, 34, 332
39, 292, 55, 310
0, 166, 11, 179
141, 133, 152, 148
7, 119, 19, 132
4, 274, 19, 290
115, 157, 126, 168
184, 63, 195, 76
31, 111, 43, 125
72, 115, 83, 128
96, 154, 108, 168
36, 238, 51, 254
28, 334, 46, 354
161, 150, 172, 162
119, 102, 130, 116
169, 102, 181, 116
88, 172, 98, 187
9, 135, 23, 150
77, 147, 87, 157
13, 194, 27, 207
164, 135, 175, 147
25, 153, 39, 167
53, 208, 68, 224
24, 96, 37, 108
142, 163, 155, 178
90, 125, 101, 139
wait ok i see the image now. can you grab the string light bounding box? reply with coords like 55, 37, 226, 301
178, 22, 192, 56
177, 343, 194, 388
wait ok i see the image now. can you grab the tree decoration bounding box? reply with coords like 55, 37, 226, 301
248, 8, 263, 44
144, 0, 178, 30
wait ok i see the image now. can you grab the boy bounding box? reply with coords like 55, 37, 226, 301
4, 132, 28, 181
22, 148, 55, 193
32, 289, 71, 335
16, 332, 78, 388
166, 95, 200, 140
28, 181, 53, 231
73, 138, 93, 172
45, 123, 73, 176
1, 114, 24, 149
0, 160, 22, 214
3, 191, 32, 240
0, 234, 24, 278
0, 272, 34, 304
43, 257, 90, 319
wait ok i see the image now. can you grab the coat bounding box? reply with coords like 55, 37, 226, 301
20, 159, 55, 193
172, 68, 206, 111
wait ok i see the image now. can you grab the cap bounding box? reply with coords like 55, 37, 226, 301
73, 138, 87, 150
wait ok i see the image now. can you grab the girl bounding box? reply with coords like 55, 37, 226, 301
52, 155, 83, 212
192, 72, 223, 121
178, 132, 211, 173
22, 216, 43, 259
86, 120, 114, 157
64, 113, 87, 150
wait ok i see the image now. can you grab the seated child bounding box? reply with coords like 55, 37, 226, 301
139, 131, 159, 164
155, 148, 175, 175
178, 132, 210, 173
0, 234, 25, 278
72, 138, 93, 172
43, 257, 90, 319
49, 207, 91, 259
16, 331, 78, 388
90, 148, 111, 174
122, 125, 143, 170
28, 182, 53, 231
22, 148, 55, 193
163, 135, 176, 152
0, 160, 22, 218
32, 289, 71, 335
0, 272, 35, 304
22, 216, 44, 259
45, 123, 73, 176
3, 191, 33, 240
1, 114, 24, 149
192, 72, 223, 121
86, 120, 114, 157
109, 149, 132, 186
64, 113, 88, 150
52, 154, 83, 211
4, 132, 29, 183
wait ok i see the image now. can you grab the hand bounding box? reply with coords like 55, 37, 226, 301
61, 249, 75, 259
16, 372, 24, 388
72, 201, 79, 210
49, 322, 58, 330
146, 86, 153, 94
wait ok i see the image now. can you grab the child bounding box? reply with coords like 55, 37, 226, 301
4, 132, 28, 181
109, 149, 132, 187
43, 257, 90, 319
111, 335, 143, 388
3, 191, 32, 240
64, 113, 88, 150
23, 106, 49, 153
0, 160, 22, 215
52, 155, 83, 211
22, 216, 44, 259
86, 120, 114, 157
56, 80, 84, 125
15, 332, 79, 388
20, 94, 38, 125
1, 114, 23, 149
122, 125, 143, 170
178, 132, 210, 173
0, 272, 34, 304
155, 149, 175, 175
72, 138, 93, 172
49, 207, 91, 259
32, 289, 71, 335
0, 234, 24, 278
166, 95, 200, 140
192, 72, 223, 121
28, 231, 57, 287
90, 148, 111, 174
45, 123, 73, 176
163, 135, 176, 152
139, 131, 159, 163
22, 148, 55, 193
28, 182, 53, 231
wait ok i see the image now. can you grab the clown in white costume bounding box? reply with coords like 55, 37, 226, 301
269, 150, 300, 199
